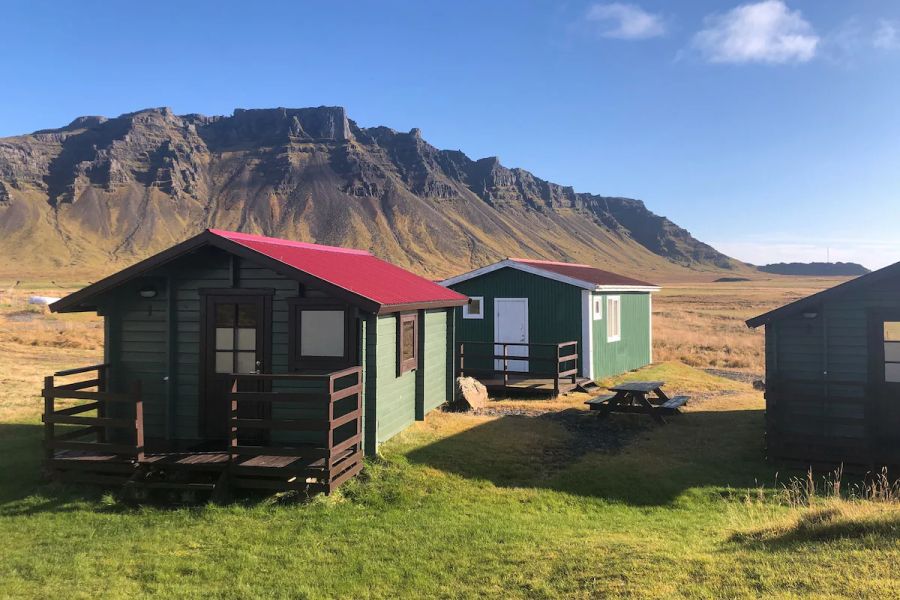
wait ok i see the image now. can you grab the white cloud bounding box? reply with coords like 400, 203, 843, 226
692, 0, 819, 64
874, 19, 900, 50
585, 3, 665, 40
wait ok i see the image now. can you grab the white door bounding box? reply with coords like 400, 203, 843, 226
494, 298, 529, 372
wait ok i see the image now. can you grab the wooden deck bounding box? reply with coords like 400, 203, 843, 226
42, 364, 364, 498
478, 375, 596, 396
458, 340, 597, 396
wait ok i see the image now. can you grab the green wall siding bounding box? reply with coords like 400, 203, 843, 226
422, 309, 450, 413
449, 268, 584, 375
372, 314, 417, 444
591, 292, 652, 379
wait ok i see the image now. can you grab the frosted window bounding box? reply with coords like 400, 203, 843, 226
463, 297, 483, 319
607, 297, 621, 341
236, 352, 257, 373
885, 342, 900, 363
300, 310, 345, 357
236, 328, 256, 351
885, 322, 900, 342
215, 352, 232, 374
593, 297, 603, 320
886, 363, 900, 383
216, 328, 234, 350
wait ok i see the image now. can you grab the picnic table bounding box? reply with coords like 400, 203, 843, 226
584, 380, 689, 424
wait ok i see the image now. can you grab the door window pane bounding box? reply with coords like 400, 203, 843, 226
886, 363, 900, 383
215, 303, 235, 327
236, 328, 256, 351
237, 303, 257, 327
216, 327, 234, 350
215, 352, 233, 374
236, 352, 257, 373
300, 310, 345, 357
885, 342, 900, 363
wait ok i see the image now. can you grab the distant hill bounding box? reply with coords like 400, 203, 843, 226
758, 262, 871, 277
0, 106, 748, 279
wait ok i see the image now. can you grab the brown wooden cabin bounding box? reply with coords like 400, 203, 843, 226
747, 263, 900, 470
43, 229, 466, 497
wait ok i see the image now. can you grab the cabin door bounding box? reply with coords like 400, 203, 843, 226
870, 313, 900, 445
201, 294, 272, 446
494, 298, 529, 372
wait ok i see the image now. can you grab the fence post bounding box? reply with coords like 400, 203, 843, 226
229, 378, 239, 463
43, 375, 55, 461
131, 381, 144, 462
458, 343, 465, 376
97, 365, 107, 443
503, 343, 509, 389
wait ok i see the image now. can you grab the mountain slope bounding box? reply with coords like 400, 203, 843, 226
0, 106, 742, 279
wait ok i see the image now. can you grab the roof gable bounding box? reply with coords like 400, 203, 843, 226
440, 258, 659, 292
746, 260, 900, 328
52, 230, 467, 314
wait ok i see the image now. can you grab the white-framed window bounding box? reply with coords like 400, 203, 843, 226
607, 296, 621, 342
592, 295, 603, 320
463, 296, 484, 319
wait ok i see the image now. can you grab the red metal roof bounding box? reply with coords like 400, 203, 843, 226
210, 229, 467, 309
509, 258, 657, 288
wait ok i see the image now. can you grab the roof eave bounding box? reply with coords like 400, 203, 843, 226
376, 298, 469, 315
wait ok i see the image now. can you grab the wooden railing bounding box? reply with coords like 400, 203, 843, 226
458, 341, 579, 393
228, 366, 364, 493
42, 364, 144, 462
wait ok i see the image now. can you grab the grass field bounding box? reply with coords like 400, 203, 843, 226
1, 280, 899, 598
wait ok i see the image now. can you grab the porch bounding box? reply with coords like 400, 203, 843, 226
42, 363, 364, 497
457, 341, 596, 396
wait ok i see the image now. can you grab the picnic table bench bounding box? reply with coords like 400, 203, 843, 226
585, 380, 689, 424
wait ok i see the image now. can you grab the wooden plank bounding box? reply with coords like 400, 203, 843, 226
43, 389, 132, 402
51, 401, 101, 416
53, 378, 101, 391
328, 460, 363, 492
329, 409, 361, 430
329, 384, 362, 403
54, 364, 108, 377
609, 381, 665, 393
46, 440, 139, 454
43, 415, 134, 427
229, 391, 328, 403
233, 418, 328, 431
330, 434, 362, 457
231, 445, 328, 458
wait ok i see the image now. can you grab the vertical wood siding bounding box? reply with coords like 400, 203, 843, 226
592, 292, 652, 379
448, 268, 584, 374
422, 309, 449, 413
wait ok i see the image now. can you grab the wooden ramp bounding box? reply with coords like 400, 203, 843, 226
479, 375, 596, 396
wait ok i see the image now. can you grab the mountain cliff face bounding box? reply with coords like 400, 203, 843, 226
0, 106, 739, 279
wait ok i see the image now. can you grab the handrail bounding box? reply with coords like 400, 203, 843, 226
458, 340, 579, 394
228, 366, 364, 491
54, 363, 110, 377
43, 365, 144, 462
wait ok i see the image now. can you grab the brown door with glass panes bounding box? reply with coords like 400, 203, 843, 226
202, 294, 271, 444
869, 312, 900, 445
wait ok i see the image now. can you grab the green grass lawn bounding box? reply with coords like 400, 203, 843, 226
1, 362, 899, 599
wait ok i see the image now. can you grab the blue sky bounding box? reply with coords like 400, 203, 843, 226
2, 1, 899, 268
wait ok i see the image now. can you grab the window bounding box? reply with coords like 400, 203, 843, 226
607, 296, 621, 342
214, 302, 259, 374
592, 296, 603, 320
398, 312, 418, 374
463, 296, 484, 319
288, 300, 352, 370
884, 322, 900, 383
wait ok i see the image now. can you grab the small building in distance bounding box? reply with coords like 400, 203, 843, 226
747, 263, 900, 468
441, 258, 658, 393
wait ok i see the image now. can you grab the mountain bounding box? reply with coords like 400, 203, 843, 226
759, 262, 870, 277
0, 106, 743, 280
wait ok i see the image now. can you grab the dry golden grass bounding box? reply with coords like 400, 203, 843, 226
653, 276, 846, 374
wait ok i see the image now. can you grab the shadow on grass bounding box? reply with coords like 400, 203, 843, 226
731, 505, 900, 549
405, 407, 772, 506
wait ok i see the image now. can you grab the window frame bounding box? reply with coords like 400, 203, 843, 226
287, 298, 355, 371
397, 312, 419, 375
606, 295, 621, 342
592, 295, 603, 320
463, 296, 484, 320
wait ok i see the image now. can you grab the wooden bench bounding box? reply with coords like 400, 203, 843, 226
658, 395, 689, 413
584, 394, 617, 409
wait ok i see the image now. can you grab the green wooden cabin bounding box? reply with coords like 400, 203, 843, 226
49, 229, 467, 462
441, 258, 658, 389
747, 263, 900, 468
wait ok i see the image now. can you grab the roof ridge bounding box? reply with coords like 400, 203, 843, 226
209, 229, 371, 256
509, 257, 592, 268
